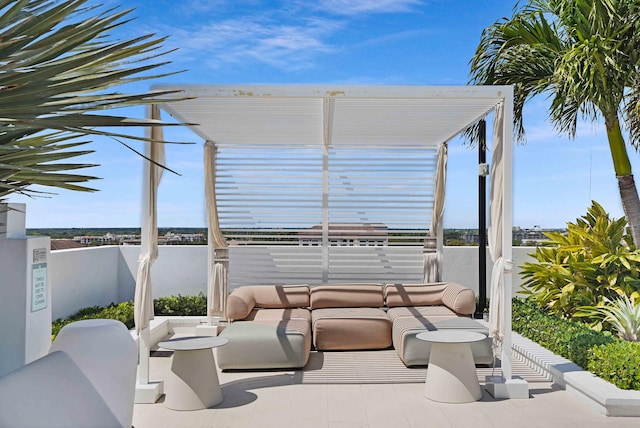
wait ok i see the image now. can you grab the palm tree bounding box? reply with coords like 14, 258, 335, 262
470, 0, 640, 245
0, 0, 187, 202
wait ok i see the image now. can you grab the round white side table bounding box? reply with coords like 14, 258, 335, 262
157, 336, 228, 411
416, 330, 486, 403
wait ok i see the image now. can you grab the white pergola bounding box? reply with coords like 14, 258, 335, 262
136, 84, 527, 399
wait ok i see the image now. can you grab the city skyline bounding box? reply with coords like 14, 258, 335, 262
8, 0, 640, 229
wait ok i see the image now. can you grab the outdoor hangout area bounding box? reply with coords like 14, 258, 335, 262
135, 83, 524, 400
2, 84, 640, 428
4, 0, 640, 426
129, 84, 639, 426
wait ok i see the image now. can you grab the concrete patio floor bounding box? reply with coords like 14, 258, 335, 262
132, 333, 639, 428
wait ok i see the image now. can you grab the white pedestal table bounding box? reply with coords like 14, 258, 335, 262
158, 336, 228, 411
416, 330, 486, 403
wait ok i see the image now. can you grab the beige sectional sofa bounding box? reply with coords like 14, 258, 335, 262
217, 282, 492, 370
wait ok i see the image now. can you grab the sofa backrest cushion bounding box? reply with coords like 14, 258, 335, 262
385, 283, 449, 307
385, 282, 476, 315
310, 284, 384, 309
227, 285, 310, 321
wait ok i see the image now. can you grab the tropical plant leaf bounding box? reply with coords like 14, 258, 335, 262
519, 201, 640, 322
468, 0, 640, 246
0, 0, 194, 202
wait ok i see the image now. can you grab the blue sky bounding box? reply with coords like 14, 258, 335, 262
10, 0, 640, 229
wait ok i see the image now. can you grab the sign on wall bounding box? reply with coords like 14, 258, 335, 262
31, 248, 47, 312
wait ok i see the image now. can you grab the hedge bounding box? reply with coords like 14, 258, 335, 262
513, 298, 640, 390
588, 341, 640, 391
51, 292, 207, 339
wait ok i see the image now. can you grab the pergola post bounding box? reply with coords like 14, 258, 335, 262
475, 120, 488, 319
485, 90, 529, 399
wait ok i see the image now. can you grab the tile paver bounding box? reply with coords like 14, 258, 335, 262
133, 336, 640, 428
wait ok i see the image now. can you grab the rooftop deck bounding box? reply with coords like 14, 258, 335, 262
133, 330, 638, 428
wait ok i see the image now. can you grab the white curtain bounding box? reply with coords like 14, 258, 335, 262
488, 105, 513, 358
423, 142, 447, 283
134, 104, 164, 335
204, 141, 229, 320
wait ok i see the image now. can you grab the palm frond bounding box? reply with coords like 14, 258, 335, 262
469, 0, 640, 142
0, 0, 194, 201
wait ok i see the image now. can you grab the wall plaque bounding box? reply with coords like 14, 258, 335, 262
31, 262, 47, 312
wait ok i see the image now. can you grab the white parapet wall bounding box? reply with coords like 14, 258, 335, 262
48, 244, 538, 320
118, 245, 208, 302
441, 246, 534, 295
0, 204, 52, 377
51, 245, 208, 320
50, 246, 122, 320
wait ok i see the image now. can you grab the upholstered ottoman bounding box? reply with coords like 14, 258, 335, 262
310, 284, 392, 351
217, 319, 311, 370
391, 315, 493, 366
312, 307, 392, 350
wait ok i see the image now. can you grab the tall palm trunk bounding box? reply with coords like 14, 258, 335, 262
607, 118, 640, 246
618, 175, 640, 247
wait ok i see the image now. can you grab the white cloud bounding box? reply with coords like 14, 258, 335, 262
151, 0, 426, 72
162, 16, 340, 71
311, 0, 423, 15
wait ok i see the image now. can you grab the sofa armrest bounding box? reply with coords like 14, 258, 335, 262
441, 282, 476, 315
227, 287, 256, 321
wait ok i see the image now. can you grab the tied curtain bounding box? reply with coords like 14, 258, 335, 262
423, 142, 447, 283
488, 104, 513, 357
204, 141, 229, 320
134, 104, 165, 335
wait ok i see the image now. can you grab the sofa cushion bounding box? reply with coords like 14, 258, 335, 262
385, 283, 476, 315
252, 285, 310, 308
392, 316, 492, 366
386, 305, 458, 321
217, 319, 311, 369
441, 283, 476, 315
312, 307, 391, 350
310, 284, 384, 309
385, 283, 449, 307
227, 285, 310, 321
226, 287, 257, 321
246, 308, 311, 323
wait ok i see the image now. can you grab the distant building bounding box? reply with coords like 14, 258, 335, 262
71, 231, 204, 246
462, 227, 556, 246
51, 239, 86, 250
462, 231, 480, 245
160, 232, 205, 245
299, 223, 388, 246
75, 235, 105, 245
512, 226, 553, 244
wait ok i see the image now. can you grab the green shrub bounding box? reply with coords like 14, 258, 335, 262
51, 293, 207, 340
512, 298, 615, 369
154, 292, 207, 316
588, 341, 640, 390
51, 301, 135, 339
519, 201, 640, 321
579, 295, 640, 341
